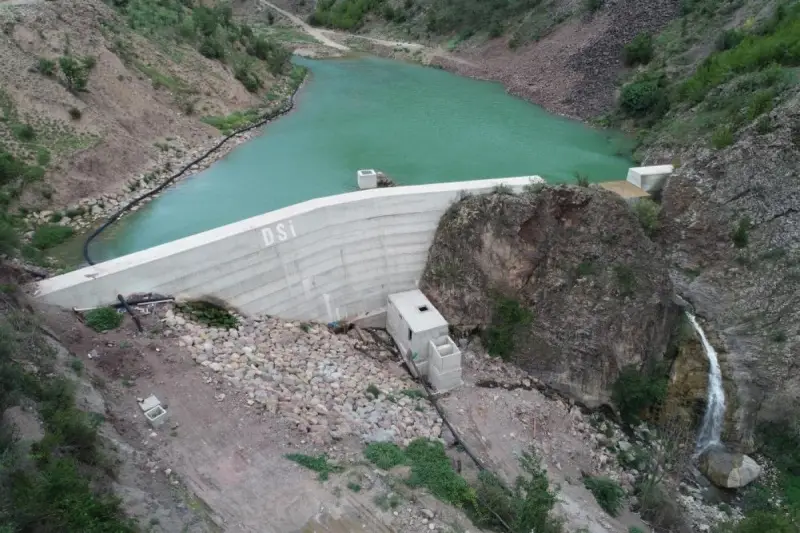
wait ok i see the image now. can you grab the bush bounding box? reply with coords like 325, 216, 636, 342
586, 0, 603, 12
176, 301, 238, 328
612, 364, 668, 424
199, 37, 225, 60
613, 264, 637, 296
484, 296, 532, 360
632, 198, 661, 237
31, 224, 73, 250
285, 453, 343, 481
234, 64, 262, 93
716, 29, 744, 51
574, 172, 590, 187
364, 442, 407, 470
37, 57, 56, 76
84, 307, 123, 332
12, 123, 36, 142
36, 148, 51, 167
619, 76, 669, 117
68, 107, 82, 120
583, 476, 625, 516
747, 90, 774, 120
711, 125, 734, 149
731, 216, 751, 248
0, 219, 19, 256
623, 33, 653, 66
59, 56, 89, 91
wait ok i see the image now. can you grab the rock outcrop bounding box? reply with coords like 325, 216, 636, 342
699, 449, 762, 489
420, 186, 680, 406
657, 91, 800, 448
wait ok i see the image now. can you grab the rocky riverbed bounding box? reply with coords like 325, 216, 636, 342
162, 309, 444, 447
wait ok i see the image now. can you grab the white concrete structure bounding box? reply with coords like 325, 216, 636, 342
357, 169, 378, 190
34, 176, 542, 323
626, 165, 673, 194
386, 290, 462, 392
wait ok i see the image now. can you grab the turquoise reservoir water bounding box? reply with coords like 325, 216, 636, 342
90, 56, 632, 261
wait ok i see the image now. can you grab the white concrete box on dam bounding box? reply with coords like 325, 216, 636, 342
357, 169, 378, 190
387, 290, 462, 392
626, 165, 673, 194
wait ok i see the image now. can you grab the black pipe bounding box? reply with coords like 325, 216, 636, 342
82, 77, 304, 266
117, 294, 143, 332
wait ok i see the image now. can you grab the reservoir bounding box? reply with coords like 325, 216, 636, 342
90, 56, 633, 261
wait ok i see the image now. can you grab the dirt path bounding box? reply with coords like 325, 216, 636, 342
258, 0, 349, 51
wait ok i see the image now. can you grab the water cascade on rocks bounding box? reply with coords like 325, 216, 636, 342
687, 313, 726, 453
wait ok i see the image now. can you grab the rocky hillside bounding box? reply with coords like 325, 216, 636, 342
0, 0, 293, 244
420, 187, 680, 407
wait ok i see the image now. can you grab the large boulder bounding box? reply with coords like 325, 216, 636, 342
699, 449, 762, 489
420, 186, 680, 406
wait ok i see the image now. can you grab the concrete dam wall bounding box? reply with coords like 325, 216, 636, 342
34, 177, 542, 322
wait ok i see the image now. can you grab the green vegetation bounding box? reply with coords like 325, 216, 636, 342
613, 264, 637, 297
84, 307, 124, 332
201, 109, 262, 135
347, 481, 362, 492
711, 125, 734, 148
176, 301, 238, 329
31, 224, 73, 250
309, 0, 385, 30
400, 388, 426, 399
363, 440, 562, 532
731, 216, 751, 248
632, 198, 661, 237
576, 260, 597, 278
611, 363, 668, 424
574, 171, 590, 187
623, 33, 654, 66
484, 295, 532, 361
0, 301, 136, 532
36, 57, 56, 76
583, 476, 625, 516
284, 453, 344, 481
365, 441, 408, 470
365, 383, 381, 397
59, 56, 91, 92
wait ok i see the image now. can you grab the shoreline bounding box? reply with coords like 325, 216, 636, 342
23, 70, 309, 243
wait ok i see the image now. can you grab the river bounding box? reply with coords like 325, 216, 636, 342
86, 56, 633, 262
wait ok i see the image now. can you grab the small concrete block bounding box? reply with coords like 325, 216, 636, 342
428, 346, 461, 373
144, 405, 168, 427
357, 169, 378, 189
429, 364, 462, 392
139, 395, 161, 413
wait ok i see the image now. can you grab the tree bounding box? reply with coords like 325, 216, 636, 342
59, 56, 89, 91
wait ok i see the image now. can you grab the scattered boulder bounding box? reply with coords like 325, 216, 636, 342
420, 186, 679, 407
699, 449, 761, 489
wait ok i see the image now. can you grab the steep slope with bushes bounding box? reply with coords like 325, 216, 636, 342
420, 186, 680, 407
0, 0, 294, 260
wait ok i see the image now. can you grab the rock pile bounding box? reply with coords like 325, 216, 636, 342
163, 309, 443, 446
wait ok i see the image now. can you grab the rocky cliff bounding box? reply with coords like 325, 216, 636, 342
655, 91, 800, 449
420, 186, 680, 406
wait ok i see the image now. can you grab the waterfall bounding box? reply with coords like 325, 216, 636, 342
687, 312, 726, 453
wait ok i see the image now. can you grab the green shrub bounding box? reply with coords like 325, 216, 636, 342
199, 37, 225, 60
583, 476, 625, 516
365, 383, 381, 397
632, 198, 661, 237
711, 125, 734, 149
574, 172, 590, 187
234, 63, 262, 93
31, 224, 73, 250
747, 90, 774, 120
731, 216, 750, 248
612, 364, 668, 424
576, 260, 596, 278
619, 76, 669, 117
69, 107, 82, 120
285, 453, 343, 481
83, 55, 97, 70
623, 33, 653, 66
613, 264, 637, 296
755, 115, 772, 134
716, 29, 745, 51
0, 219, 19, 256
716, 511, 796, 533
484, 296, 532, 360
84, 307, 123, 332
36, 148, 51, 167
37, 57, 56, 76
59, 56, 89, 91
176, 301, 238, 328
586, 0, 603, 12
12, 123, 36, 142
364, 442, 407, 470
347, 481, 362, 492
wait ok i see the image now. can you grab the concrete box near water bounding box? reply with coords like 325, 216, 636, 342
357, 169, 378, 190
625, 165, 673, 193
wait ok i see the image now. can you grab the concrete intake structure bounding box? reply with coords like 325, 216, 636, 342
34, 176, 543, 323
